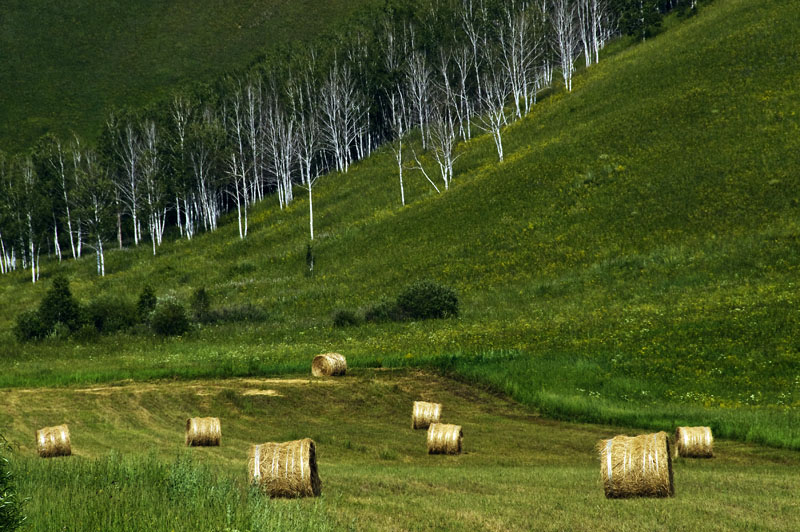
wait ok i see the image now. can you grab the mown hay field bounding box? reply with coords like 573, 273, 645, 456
2, 370, 799, 531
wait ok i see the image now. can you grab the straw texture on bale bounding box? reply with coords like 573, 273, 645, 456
412, 401, 442, 429
675, 426, 713, 458
598, 431, 674, 498
35, 424, 71, 458
248, 438, 322, 498
185, 417, 221, 447
311, 352, 347, 377
427, 423, 462, 455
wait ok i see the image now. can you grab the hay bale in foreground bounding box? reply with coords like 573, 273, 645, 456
675, 426, 713, 458
248, 438, 322, 498
427, 423, 462, 455
311, 352, 347, 377
598, 431, 674, 498
36, 424, 71, 458
185, 417, 221, 446
412, 401, 442, 430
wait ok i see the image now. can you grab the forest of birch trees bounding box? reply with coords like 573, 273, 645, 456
0, 0, 695, 282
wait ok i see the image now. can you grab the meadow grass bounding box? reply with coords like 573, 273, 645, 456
1, 0, 799, 450
5, 371, 800, 531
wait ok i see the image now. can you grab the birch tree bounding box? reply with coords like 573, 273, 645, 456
551, 0, 581, 92
108, 116, 144, 245
291, 70, 323, 240
226, 83, 250, 239
76, 149, 113, 276
476, 64, 510, 162
141, 119, 167, 254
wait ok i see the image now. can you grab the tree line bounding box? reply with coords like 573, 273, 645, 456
0, 0, 701, 282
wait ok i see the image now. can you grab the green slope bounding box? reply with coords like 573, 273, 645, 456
0, 0, 378, 152
1, 0, 799, 447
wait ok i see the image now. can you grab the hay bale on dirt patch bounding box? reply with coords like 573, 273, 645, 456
185, 417, 221, 446
427, 423, 462, 455
412, 401, 442, 429
311, 352, 347, 377
598, 431, 674, 498
675, 426, 713, 458
36, 424, 71, 458
248, 438, 322, 497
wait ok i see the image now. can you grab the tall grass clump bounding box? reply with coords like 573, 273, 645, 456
12, 452, 335, 532
0, 436, 25, 531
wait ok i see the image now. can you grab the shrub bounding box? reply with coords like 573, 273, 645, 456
86, 296, 138, 333
151, 299, 191, 336
136, 285, 157, 322
207, 304, 269, 324
189, 287, 211, 322
38, 275, 82, 332
364, 300, 404, 323
332, 308, 361, 328
396, 279, 459, 320
0, 436, 25, 531
13, 310, 48, 342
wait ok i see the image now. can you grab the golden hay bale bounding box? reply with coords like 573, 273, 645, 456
35, 424, 71, 458
248, 438, 322, 498
598, 431, 674, 498
412, 401, 442, 430
427, 423, 462, 455
185, 417, 221, 447
311, 352, 347, 377
675, 426, 713, 458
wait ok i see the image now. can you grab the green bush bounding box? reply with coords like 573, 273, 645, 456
13, 310, 48, 342
86, 296, 138, 333
364, 300, 404, 323
136, 285, 157, 322
396, 279, 459, 320
207, 304, 269, 324
38, 275, 82, 332
151, 299, 191, 336
189, 287, 211, 323
0, 436, 25, 531
332, 308, 361, 328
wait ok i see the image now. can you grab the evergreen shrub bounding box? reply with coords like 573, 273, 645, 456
38, 275, 82, 332
136, 285, 157, 322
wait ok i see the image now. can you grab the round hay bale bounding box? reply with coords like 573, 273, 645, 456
675, 426, 713, 458
248, 438, 322, 498
311, 352, 347, 377
598, 431, 674, 498
185, 417, 221, 447
35, 424, 71, 458
412, 401, 442, 430
427, 423, 462, 455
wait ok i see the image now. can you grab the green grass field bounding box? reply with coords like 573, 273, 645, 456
5, 371, 800, 531
0, 0, 378, 152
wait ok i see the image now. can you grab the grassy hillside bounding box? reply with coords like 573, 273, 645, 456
0, 0, 378, 152
4, 371, 800, 531
1, 0, 799, 450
